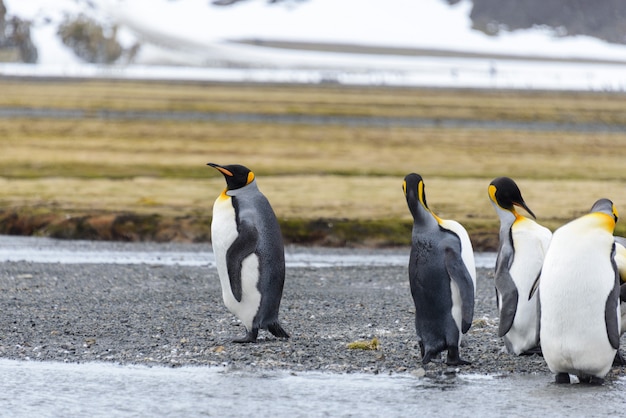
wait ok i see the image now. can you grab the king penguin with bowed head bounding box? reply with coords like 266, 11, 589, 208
488, 176, 551, 355
538, 198, 620, 384
403, 173, 476, 365
208, 163, 289, 343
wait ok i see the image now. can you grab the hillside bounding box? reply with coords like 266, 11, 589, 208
2, 0, 626, 68
456, 0, 626, 45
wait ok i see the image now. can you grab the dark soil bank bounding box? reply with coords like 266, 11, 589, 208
0, 261, 624, 380
0, 210, 502, 251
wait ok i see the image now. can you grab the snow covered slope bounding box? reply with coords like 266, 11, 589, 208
2, 0, 626, 90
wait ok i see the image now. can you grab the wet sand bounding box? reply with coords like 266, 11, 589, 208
0, 260, 623, 380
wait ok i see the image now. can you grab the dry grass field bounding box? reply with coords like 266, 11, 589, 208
1, 79, 625, 247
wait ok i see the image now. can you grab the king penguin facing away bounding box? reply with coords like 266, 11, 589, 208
403, 173, 476, 365
208, 163, 289, 343
488, 177, 551, 355
538, 199, 620, 384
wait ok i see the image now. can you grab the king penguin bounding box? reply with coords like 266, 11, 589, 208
208, 163, 289, 343
488, 177, 551, 355
403, 173, 476, 365
538, 198, 620, 384
612, 236, 626, 364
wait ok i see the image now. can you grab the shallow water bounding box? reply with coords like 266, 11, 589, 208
0, 235, 496, 268
0, 359, 625, 417
3, 235, 623, 417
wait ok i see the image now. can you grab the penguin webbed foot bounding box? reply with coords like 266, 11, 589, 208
555, 373, 571, 384
520, 346, 543, 357
445, 346, 471, 366
421, 350, 442, 365
233, 329, 258, 344
446, 356, 471, 366
578, 375, 604, 385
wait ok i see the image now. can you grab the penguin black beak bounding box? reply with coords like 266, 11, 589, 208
516, 201, 536, 219
207, 163, 233, 177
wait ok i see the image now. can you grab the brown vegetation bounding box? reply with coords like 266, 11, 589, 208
1, 79, 625, 249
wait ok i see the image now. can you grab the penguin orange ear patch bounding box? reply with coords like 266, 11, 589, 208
246, 171, 255, 184
488, 185, 497, 203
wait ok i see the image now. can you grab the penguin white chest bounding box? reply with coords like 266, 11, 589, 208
211, 195, 262, 330
539, 220, 617, 377
504, 219, 551, 354
510, 221, 550, 305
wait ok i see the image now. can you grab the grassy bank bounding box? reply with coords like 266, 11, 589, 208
1, 79, 626, 248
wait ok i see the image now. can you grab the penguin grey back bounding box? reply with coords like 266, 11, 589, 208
229, 181, 286, 298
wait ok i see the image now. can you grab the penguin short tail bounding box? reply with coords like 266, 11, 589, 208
267, 322, 290, 339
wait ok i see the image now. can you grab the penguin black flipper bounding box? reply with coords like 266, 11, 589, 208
444, 246, 475, 333
493, 248, 518, 337
226, 220, 259, 302
495, 271, 519, 338
605, 247, 621, 350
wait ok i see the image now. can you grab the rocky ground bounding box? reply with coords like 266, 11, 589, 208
0, 260, 624, 381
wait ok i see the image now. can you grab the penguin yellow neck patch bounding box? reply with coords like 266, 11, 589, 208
417, 181, 430, 212
590, 212, 616, 232
219, 189, 230, 200
417, 180, 444, 224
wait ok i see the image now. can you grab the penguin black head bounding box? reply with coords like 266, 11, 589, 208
403, 173, 432, 219
590, 198, 619, 223
403, 172, 428, 204
207, 163, 255, 190
488, 176, 536, 219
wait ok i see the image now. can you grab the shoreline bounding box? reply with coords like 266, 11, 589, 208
1, 256, 624, 381
0, 210, 501, 252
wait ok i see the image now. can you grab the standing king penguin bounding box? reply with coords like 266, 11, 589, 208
208, 163, 289, 343
488, 177, 551, 355
538, 198, 620, 384
614, 236, 626, 337
612, 236, 626, 364
403, 173, 476, 365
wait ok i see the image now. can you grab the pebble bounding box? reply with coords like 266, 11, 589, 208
0, 261, 624, 380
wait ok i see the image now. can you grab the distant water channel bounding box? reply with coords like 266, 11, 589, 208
2, 235, 626, 417
0, 107, 624, 133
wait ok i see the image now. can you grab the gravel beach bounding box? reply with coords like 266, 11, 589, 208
0, 257, 624, 380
